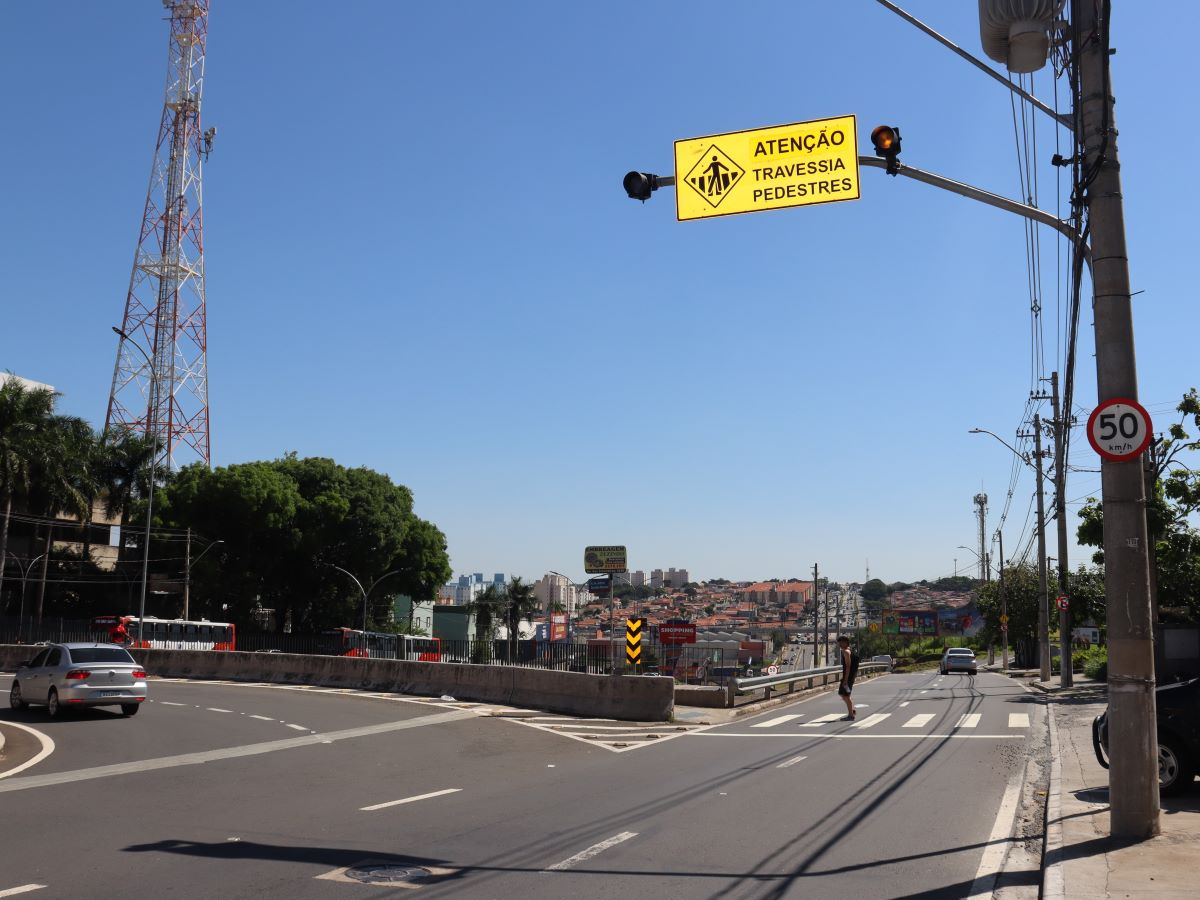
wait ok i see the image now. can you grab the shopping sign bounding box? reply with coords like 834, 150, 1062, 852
658, 620, 697, 645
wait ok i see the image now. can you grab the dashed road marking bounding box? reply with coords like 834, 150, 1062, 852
206, 707, 233, 713
543, 832, 638, 872
159, 701, 186, 707
752, 714, 802, 728
777, 755, 808, 768
249, 715, 273, 721
285, 723, 308, 731
0, 886, 47, 898
360, 787, 462, 811
899, 701, 911, 707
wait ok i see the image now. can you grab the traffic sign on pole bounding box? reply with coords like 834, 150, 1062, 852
999, 614, 1009, 625
1056, 595, 1069, 612
1086, 397, 1153, 462
674, 115, 860, 221
625, 617, 644, 666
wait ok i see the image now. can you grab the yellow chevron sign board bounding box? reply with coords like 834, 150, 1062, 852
674, 115, 860, 221
625, 617, 644, 666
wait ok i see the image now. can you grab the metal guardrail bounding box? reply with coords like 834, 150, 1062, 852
732, 661, 889, 705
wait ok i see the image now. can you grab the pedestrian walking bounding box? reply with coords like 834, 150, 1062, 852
837, 635, 858, 720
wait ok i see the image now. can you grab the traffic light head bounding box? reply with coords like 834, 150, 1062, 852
870, 125, 902, 176
623, 171, 660, 202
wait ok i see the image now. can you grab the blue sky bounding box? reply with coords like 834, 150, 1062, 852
1, 2, 1195, 586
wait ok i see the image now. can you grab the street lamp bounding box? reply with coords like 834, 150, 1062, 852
957, 546, 991, 579
12, 553, 46, 642
184, 538, 223, 619
329, 565, 401, 656
112, 325, 160, 646
970, 425, 1053, 683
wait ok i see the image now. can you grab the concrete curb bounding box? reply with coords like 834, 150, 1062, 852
1042, 696, 1066, 898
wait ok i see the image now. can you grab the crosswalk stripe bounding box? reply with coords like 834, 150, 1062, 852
852, 713, 890, 729
956, 713, 981, 729
800, 714, 844, 727
903, 713, 936, 728
777, 755, 808, 768
752, 715, 802, 729
1008, 713, 1030, 728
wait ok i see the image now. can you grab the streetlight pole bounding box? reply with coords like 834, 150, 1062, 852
330, 565, 401, 656
112, 326, 159, 647
183, 534, 223, 620
996, 530, 1008, 671
14, 553, 46, 641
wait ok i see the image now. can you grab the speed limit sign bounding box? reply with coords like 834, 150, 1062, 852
1087, 397, 1152, 462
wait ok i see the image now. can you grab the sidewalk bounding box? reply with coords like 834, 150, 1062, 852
1029, 675, 1199, 898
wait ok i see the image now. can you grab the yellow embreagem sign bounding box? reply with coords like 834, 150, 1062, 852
674, 115, 860, 221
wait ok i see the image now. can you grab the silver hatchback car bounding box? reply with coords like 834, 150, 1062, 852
9, 643, 148, 717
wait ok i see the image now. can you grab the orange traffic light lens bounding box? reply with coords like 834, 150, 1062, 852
871, 125, 897, 152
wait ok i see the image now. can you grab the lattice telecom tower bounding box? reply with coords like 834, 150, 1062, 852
107, 0, 214, 469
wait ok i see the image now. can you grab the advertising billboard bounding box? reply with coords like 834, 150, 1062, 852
882, 609, 939, 636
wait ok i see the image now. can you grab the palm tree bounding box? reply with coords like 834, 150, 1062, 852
28, 415, 95, 623
503, 576, 541, 663
96, 428, 157, 571
468, 583, 506, 641
0, 377, 58, 613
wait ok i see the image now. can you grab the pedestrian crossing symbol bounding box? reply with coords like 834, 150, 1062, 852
683, 145, 744, 209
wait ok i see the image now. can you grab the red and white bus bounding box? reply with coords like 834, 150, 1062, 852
317, 628, 440, 661
91, 615, 236, 651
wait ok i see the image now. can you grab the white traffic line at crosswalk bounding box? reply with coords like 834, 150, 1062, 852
899, 701, 911, 707
956, 713, 982, 729
1008, 713, 1030, 728
543, 832, 638, 872
852, 713, 890, 729
800, 714, 844, 727
752, 715, 803, 728
206, 708, 233, 713
361, 787, 462, 812
903, 714, 936, 728
777, 755, 808, 768
0, 886, 46, 898
285, 723, 309, 731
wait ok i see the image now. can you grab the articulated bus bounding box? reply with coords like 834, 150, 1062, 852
91, 615, 236, 651
317, 627, 441, 661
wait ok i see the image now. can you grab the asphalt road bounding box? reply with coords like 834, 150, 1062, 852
0, 670, 1043, 899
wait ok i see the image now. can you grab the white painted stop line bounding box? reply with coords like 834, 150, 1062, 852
752, 714, 802, 728
543, 832, 638, 872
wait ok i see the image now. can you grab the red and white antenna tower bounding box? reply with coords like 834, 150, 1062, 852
107, 0, 214, 469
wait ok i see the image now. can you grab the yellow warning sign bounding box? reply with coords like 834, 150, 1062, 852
674, 115, 860, 221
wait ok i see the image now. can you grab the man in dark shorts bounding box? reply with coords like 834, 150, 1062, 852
837, 635, 857, 720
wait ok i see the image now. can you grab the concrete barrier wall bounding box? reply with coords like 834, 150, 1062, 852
0, 645, 674, 722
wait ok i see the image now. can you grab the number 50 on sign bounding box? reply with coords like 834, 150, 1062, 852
1087, 397, 1152, 462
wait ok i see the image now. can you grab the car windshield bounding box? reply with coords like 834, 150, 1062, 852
68, 647, 136, 664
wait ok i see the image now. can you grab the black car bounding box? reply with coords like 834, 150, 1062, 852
1093, 676, 1200, 796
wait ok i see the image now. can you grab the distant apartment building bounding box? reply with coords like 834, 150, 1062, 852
443, 572, 506, 606
534, 573, 585, 618
649, 567, 690, 589
740, 581, 814, 606
627, 570, 646, 588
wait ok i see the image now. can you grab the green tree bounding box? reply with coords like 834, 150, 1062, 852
0, 377, 57, 612
976, 564, 1052, 667
503, 576, 540, 662
468, 583, 505, 641
860, 578, 888, 611
97, 428, 158, 572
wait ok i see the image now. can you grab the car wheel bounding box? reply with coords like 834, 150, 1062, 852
10, 681, 27, 710
121, 703, 140, 717
1159, 736, 1196, 797
46, 688, 61, 718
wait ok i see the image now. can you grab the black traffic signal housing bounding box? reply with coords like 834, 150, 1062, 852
870, 125, 902, 176
623, 171, 662, 202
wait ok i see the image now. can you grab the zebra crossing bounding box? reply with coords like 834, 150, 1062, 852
731, 706, 1035, 735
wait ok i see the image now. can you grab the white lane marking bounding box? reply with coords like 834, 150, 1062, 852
919, 690, 928, 694
249, 715, 273, 721
777, 755, 808, 768
206, 708, 233, 713
956, 713, 982, 729
903, 714, 936, 728
851, 713, 890, 729
0, 709, 474, 794
0, 723, 55, 780
542, 724, 674, 732
0, 886, 47, 898
360, 788, 462, 811
965, 771, 1024, 899
543, 832, 638, 872
799, 714, 843, 727
527, 717, 618, 723
751, 715, 802, 729
1008, 713, 1030, 728
286, 724, 308, 731
159, 701, 186, 707
899, 701, 910, 708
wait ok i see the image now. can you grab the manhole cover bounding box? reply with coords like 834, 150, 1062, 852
345, 865, 433, 884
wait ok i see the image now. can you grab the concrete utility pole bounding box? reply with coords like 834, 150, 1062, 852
973, 493, 989, 581
1051, 372, 1073, 687
997, 530, 1008, 670
812, 563, 819, 667
1033, 414, 1051, 682
1076, 0, 1159, 838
